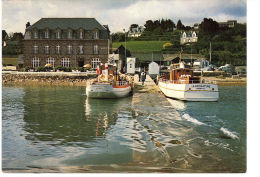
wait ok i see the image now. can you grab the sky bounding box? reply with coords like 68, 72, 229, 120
2, 0, 246, 34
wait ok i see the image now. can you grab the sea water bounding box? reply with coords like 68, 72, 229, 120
2, 86, 246, 172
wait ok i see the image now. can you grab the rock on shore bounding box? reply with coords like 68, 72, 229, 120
2, 74, 97, 86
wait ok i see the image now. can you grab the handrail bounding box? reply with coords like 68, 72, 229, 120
87, 80, 130, 86
112, 81, 129, 86
159, 78, 217, 84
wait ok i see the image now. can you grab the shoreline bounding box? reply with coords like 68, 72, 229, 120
2, 73, 246, 87
202, 76, 247, 86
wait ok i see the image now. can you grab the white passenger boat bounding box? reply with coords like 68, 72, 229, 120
86, 63, 132, 99
158, 57, 219, 102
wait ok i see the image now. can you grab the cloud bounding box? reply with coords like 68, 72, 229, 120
2, 0, 246, 34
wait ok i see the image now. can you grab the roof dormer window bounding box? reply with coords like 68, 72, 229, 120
34, 31, 38, 39
56, 31, 60, 39
67, 31, 72, 39
93, 31, 99, 39
79, 31, 83, 39
44, 31, 49, 39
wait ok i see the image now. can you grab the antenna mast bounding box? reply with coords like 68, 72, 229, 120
209, 42, 211, 65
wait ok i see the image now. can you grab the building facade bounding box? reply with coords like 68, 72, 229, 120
218, 20, 237, 28
23, 18, 111, 68
180, 31, 198, 45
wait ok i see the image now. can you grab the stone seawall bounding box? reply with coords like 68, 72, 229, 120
2, 73, 97, 86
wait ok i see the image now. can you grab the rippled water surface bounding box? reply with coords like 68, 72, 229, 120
2, 86, 246, 172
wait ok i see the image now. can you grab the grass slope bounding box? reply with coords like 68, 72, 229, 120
2, 57, 18, 66
112, 41, 169, 52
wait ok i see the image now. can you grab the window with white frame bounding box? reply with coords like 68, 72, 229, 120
79, 31, 83, 39
93, 45, 98, 54
67, 45, 72, 54
56, 31, 60, 39
56, 45, 60, 54
32, 57, 40, 68
33, 45, 38, 54
79, 45, 83, 54
44, 31, 49, 39
91, 58, 100, 69
61, 58, 70, 67
67, 31, 72, 39
45, 45, 49, 54
46, 57, 55, 67
34, 31, 38, 39
93, 31, 99, 39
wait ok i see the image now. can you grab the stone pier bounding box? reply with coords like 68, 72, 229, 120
133, 74, 160, 93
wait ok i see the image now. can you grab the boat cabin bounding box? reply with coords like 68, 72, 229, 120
168, 62, 200, 84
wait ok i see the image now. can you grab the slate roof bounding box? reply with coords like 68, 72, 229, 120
131, 52, 163, 62
181, 31, 197, 38
27, 18, 107, 31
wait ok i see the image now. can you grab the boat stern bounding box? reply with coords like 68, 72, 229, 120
184, 84, 219, 101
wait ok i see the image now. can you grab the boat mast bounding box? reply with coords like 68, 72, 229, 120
179, 47, 182, 63
209, 41, 211, 65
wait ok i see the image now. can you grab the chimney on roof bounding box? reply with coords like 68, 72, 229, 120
26, 22, 30, 28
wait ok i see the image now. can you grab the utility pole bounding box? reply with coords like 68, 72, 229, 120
191, 44, 193, 66
209, 41, 212, 65
123, 29, 126, 73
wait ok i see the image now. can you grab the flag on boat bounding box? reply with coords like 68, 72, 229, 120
97, 65, 100, 75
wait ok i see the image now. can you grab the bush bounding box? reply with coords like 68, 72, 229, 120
25, 66, 33, 72
34, 66, 48, 72
163, 42, 174, 49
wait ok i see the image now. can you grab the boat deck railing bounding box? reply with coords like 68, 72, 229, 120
87, 80, 130, 86
159, 79, 217, 84
112, 81, 129, 86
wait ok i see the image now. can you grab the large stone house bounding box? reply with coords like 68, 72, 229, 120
23, 18, 111, 68
180, 31, 198, 45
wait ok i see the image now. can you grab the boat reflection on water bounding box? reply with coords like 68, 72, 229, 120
85, 97, 132, 137
21, 87, 131, 148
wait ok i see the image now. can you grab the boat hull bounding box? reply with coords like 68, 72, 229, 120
158, 81, 219, 101
86, 83, 131, 99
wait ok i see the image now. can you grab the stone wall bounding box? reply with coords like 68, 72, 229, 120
2, 73, 97, 86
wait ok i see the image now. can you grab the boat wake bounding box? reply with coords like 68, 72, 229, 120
219, 127, 239, 140
182, 113, 206, 126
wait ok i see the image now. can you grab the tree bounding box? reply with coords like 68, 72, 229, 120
2, 30, 8, 41
177, 19, 185, 30
130, 24, 138, 29
199, 18, 219, 36
11, 32, 24, 41
144, 20, 155, 31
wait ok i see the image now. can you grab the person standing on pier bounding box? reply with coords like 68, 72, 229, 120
138, 67, 141, 82
141, 71, 146, 85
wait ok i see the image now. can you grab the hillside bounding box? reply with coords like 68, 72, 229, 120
112, 40, 169, 52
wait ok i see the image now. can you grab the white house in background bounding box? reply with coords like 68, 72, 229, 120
180, 31, 198, 44
218, 20, 237, 28
128, 25, 144, 37
193, 59, 209, 68
126, 57, 136, 74
148, 62, 159, 75
193, 23, 199, 30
